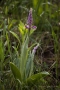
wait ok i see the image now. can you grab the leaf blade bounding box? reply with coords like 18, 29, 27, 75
10, 62, 21, 82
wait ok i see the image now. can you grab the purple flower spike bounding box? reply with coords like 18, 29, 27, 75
32, 44, 39, 54
25, 8, 37, 30
27, 8, 33, 29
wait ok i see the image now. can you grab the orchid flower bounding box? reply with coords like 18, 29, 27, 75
32, 44, 39, 54
25, 8, 37, 30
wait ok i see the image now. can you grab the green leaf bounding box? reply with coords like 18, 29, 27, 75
18, 27, 24, 35
25, 52, 33, 78
8, 20, 16, 29
10, 31, 20, 43
30, 29, 36, 35
10, 62, 21, 82
5, 6, 8, 15
18, 21, 25, 35
40, 71, 49, 76
6, 32, 11, 55
26, 71, 49, 83
0, 39, 5, 71
18, 21, 28, 36
20, 36, 29, 79
0, 40, 5, 62
33, 0, 38, 8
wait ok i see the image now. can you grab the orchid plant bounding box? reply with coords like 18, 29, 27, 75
10, 8, 49, 89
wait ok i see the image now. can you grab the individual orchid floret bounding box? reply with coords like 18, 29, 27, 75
32, 43, 39, 54
25, 8, 37, 30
